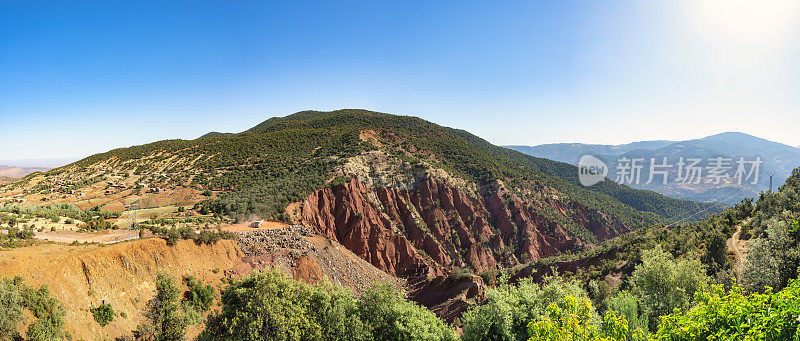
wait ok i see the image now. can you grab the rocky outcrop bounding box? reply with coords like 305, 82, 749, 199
409, 274, 487, 324
232, 226, 403, 293
300, 175, 631, 279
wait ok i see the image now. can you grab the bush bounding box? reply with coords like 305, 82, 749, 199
358, 284, 458, 341
606, 290, 648, 337
526, 295, 643, 341
91, 302, 115, 327
183, 275, 215, 312
203, 269, 365, 340
0, 278, 68, 341
655, 280, 800, 340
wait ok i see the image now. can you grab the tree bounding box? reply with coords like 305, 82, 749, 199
0, 279, 24, 340
741, 218, 800, 293
655, 280, 800, 340
526, 296, 642, 341
701, 231, 728, 274
203, 269, 359, 341
462, 275, 593, 341
21, 283, 66, 341
606, 290, 648, 339
202, 268, 456, 341
183, 275, 215, 312
357, 284, 457, 341
142, 272, 187, 341
630, 246, 709, 332
0, 277, 66, 341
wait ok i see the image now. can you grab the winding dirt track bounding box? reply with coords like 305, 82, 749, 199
727, 224, 747, 274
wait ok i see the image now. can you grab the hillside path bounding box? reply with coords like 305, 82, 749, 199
727, 222, 748, 274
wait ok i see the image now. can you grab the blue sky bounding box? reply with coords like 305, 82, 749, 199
2, 1, 799, 163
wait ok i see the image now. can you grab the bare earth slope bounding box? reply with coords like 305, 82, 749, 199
0, 226, 399, 339
0, 239, 240, 339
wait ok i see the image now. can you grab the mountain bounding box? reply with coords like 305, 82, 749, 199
1, 109, 722, 279
507, 132, 800, 205
0, 165, 51, 179
199, 131, 235, 139
506, 140, 675, 165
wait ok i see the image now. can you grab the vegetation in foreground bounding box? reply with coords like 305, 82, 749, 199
6, 249, 800, 341
0, 277, 67, 341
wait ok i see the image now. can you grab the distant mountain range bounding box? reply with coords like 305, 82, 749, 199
506, 132, 800, 205
0, 165, 51, 179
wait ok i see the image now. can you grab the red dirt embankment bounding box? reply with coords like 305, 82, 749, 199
0, 226, 403, 340
0, 238, 241, 340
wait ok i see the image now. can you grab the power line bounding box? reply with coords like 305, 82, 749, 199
665, 187, 751, 228
125, 203, 139, 229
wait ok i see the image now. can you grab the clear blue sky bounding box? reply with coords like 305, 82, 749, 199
2, 1, 799, 163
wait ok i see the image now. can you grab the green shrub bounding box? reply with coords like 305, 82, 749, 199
183, 275, 215, 312
358, 284, 458, 341
741, 218, 800, 293
203, 269, 363, 340
91, 302, 115, 327
655, 279, 800, 340
0, 277, 67, 341
526, 295, 644, 341
606, 291, 648, 337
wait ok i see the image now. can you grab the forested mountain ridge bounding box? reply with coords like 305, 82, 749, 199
0, 109, 722, 277
509, 132, 800, 204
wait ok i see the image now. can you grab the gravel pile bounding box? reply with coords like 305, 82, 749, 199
235, 225, 316, 256
233, 225, 403, 293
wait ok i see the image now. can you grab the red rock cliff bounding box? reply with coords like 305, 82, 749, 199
300, 176, 630, 279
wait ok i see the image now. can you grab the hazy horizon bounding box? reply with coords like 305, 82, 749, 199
2, 1, 799, 159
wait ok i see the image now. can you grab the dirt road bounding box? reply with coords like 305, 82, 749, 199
220, 221, 290, 232
34, 229, 139, 244
727, 224, 748, 274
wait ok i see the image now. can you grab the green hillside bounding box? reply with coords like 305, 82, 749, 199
49, 109, 721, 232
